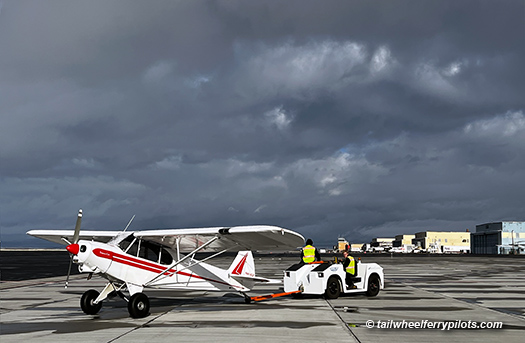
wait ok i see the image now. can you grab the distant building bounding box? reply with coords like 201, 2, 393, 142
336, 237, 349, 252
412, 231, 470, 253
471, 222, 525, 255
392, 234, 415, 253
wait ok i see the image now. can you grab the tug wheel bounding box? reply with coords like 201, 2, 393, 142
80, 289, 102, 315
324, 276, 341, 299
128, 293, 150, 318
366, 274, 381, 297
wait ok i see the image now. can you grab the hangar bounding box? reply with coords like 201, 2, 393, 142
471, 221, 525, 254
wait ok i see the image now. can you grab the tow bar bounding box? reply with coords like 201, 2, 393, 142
250, 290, 302, 302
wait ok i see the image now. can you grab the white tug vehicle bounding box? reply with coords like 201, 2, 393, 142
283, 259, 384, 299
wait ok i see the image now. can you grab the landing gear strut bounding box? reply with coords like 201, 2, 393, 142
241, 292, 252, 304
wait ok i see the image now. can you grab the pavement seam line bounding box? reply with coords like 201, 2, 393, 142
401, 281, 525, 322
106, 309, 172, 343
105, 294, 196, 343
325, 298, 362, 343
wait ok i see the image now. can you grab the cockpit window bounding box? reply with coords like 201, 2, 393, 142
119, 235, 136, 253
120, 237, 173, 265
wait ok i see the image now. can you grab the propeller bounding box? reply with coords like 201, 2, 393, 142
65, 209, 82, 288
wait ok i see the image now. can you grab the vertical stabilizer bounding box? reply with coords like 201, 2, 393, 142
228, 251, 255, 278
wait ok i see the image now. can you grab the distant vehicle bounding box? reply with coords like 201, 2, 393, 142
349, 244, 363, 253
390, 245, 414, 253
442, 245, 470, 254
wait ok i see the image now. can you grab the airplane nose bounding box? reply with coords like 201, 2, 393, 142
66, 243, 80, 255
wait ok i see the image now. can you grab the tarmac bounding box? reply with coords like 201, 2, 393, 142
1, 254, 525, 342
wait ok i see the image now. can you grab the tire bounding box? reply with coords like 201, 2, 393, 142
366, 274, 381, 297
324, 276, 341, 299
80, 289, 102, 315
244, 294, 252, 304
128, 293, 150, 318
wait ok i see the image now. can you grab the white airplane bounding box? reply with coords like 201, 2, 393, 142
497, 241, 525, 253
27, 210, 305, 318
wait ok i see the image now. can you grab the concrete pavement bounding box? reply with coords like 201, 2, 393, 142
1, 254, 524, 342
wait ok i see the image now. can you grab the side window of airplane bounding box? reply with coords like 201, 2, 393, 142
138, 240, 173, 265
120, 236, 138, 256
138, 241, 158, 262
159, 247, 173, 265
119, 236, 173, 265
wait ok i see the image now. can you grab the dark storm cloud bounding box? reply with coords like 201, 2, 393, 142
1, 0, 524, 247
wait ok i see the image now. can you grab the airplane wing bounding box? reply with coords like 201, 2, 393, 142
27, 225, 305, 252
27, 230, 121, 246
134, 225, 305, 252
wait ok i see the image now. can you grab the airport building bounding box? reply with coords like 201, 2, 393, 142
392, 234, 415, 252
471, 221, 525, 255
335, 237, 349, 252
412, 231, 470, 253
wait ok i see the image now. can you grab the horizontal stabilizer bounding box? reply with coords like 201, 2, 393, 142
231, 274, 281, 284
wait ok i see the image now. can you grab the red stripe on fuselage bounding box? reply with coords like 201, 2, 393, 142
92, 248, 239, 288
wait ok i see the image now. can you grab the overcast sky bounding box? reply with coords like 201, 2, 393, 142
1, 1, 524, 248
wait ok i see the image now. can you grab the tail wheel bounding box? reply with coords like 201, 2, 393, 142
324, 276, 341, 299
243, 294, 252, 304
366, 274, 381, 297
80, 289, 102, 315
128, 293, 150, 318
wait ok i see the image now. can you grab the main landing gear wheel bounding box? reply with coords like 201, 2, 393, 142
324, 276, 341, 299
366, 274, 381, 297
128, 293, 150, 318
81, 289, 103, 315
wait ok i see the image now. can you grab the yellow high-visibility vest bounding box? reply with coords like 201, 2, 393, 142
302, 245, 316, 263
346, 256, 355, 275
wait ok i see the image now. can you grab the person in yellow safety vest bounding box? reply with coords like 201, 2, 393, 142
342, 250, 356, 288
301, 238, 321, 263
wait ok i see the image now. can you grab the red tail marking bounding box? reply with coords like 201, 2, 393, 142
231, 253, 248, 275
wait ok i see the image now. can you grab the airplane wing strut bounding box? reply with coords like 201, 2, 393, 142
144, 235, 220, 286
